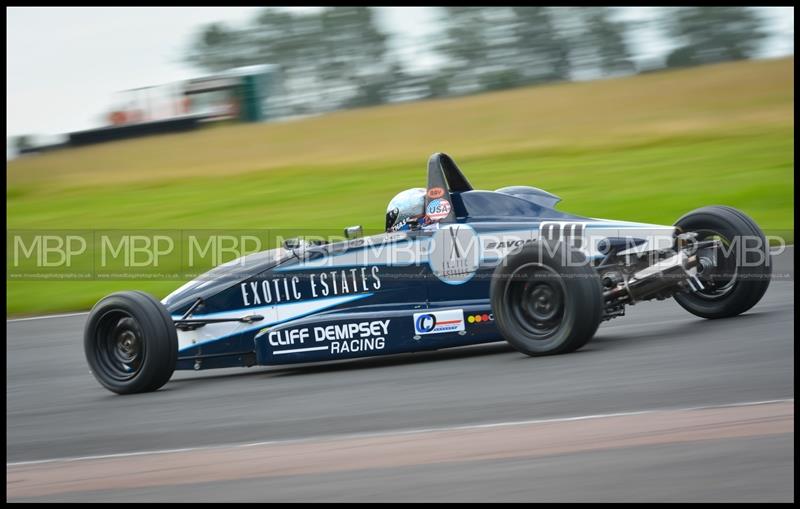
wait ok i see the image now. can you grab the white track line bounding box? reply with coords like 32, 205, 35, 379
7, 398, 793, 468
6, 312, 89, 323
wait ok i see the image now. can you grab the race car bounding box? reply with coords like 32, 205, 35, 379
84, 152, 772, 394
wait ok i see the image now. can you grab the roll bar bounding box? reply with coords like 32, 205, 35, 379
425, 153, 473, 224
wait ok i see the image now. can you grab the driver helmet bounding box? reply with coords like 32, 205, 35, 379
385, 188, 426, 232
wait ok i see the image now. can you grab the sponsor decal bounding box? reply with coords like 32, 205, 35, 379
240, 266, 381, 306
270, 319, 389, 355
485, 239, 536, 250
428, 224, 480, 284
389, 214, 425, 232
426, 198, 452, 221
467, 313, 493, 324
389, 218, 409, 232
413, 309, 465, 335
427, 187, 445, 199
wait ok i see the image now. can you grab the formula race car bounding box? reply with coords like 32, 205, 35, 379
84, 153, 772, 394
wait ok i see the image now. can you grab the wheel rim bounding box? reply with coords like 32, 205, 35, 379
93, 310, 145, 381
690, 228, 738, 300
506, 263, 566, 339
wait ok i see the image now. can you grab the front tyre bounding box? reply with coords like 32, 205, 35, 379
84, 291, 177, 394
490, 242, 604, 356
674, 205, 771, 319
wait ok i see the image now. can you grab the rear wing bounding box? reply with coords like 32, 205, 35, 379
425, 153, 473, 224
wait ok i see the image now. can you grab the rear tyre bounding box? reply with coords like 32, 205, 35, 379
490, 242, 604, 356
673, 205, 771, 319
84, 291, 177, 394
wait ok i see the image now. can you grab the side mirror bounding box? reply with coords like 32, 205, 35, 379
344, 225, 363, 239
283, 237, 302, 250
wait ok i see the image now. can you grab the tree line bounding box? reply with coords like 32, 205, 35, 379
186, 7, 771, 117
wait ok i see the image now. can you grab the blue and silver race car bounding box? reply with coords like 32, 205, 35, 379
84, 153, 772, 394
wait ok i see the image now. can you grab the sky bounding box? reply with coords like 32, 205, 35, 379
6, 6, 794, 141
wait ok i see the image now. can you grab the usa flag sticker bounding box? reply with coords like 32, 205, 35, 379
427, 198, 452, 221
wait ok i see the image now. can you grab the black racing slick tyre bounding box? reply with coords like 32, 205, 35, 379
673, 205, 771, 319
490, 242, 604, 356
84, 291, 177, 394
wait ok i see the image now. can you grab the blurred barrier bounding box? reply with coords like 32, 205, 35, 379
68, 116, 205, 147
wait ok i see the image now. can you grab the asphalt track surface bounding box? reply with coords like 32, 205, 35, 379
7, 248, 794, 502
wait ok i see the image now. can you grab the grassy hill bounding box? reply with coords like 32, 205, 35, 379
6, 57, 794, 315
